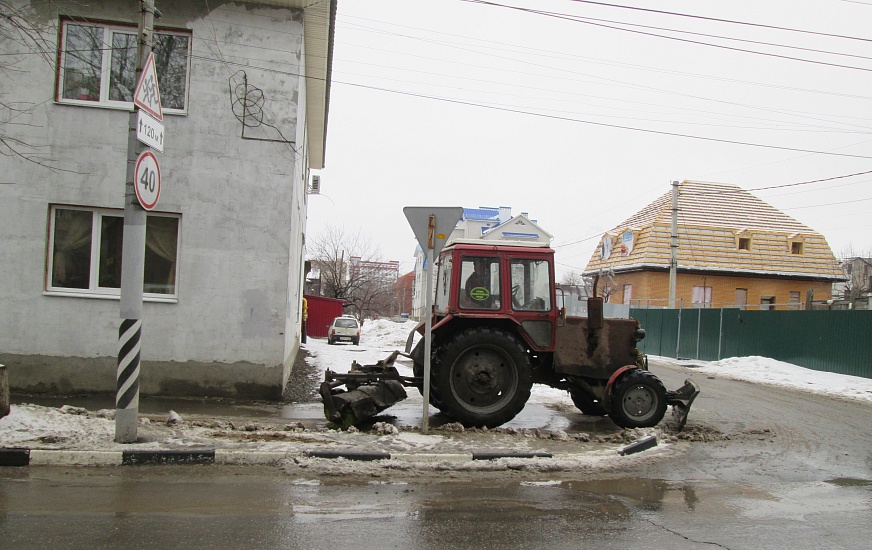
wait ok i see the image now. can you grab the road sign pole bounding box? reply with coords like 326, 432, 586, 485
403, 207, 464, 435
116, 0, 156, 443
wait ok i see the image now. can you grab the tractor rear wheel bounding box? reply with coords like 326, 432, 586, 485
569, 389, 606, 416
608, 369, 667, 428
432, 327, 532, 428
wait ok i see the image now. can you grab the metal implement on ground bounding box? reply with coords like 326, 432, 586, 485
320, 351, 417, 429
321, 239, 700, 432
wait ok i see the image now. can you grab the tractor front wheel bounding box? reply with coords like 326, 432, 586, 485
608, 369, 667, 428
432, 327, 532, 428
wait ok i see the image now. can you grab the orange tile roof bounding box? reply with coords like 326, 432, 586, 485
584, 180, 844, 280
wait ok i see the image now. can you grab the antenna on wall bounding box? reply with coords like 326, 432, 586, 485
309, 175, 321, 194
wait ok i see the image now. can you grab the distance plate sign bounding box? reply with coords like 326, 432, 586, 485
134, 151, 161, 210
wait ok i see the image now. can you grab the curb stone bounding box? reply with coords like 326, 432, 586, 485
1, 442, 657, 466
1, 448, 576, 466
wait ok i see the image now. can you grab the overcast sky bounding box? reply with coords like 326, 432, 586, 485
307, 0, 872, 281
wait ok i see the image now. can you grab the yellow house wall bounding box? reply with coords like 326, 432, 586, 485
605, 271, 833, 309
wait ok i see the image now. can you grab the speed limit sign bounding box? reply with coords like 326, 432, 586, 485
134, 151, 161, 210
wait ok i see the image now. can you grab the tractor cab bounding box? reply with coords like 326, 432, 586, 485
432, 240, 559, 350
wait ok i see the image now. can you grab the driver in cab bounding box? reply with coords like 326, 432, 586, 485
462, 257, 498, 309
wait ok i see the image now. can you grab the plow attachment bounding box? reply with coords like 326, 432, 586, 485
320, 351, 419, 429
666, 379, 700, 431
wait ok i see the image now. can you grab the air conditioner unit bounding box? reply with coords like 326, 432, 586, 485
309, 175, 321, 194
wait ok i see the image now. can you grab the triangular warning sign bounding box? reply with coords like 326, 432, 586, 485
134, 52, 163, 121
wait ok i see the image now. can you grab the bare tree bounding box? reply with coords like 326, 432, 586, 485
560, 270, 583, 287
1, 1, 57, 168
307, 225, 396, 319
837, 244, 872, 302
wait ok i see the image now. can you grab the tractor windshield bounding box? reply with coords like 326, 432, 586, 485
510, 258, 552, 311
459, 256, 501, 310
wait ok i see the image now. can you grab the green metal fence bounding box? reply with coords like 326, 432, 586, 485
630, 308, 872, 379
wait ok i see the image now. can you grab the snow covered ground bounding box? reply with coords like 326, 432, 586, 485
2, 318, 871, 460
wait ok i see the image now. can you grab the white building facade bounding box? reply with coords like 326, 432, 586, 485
0, 0, 334, 399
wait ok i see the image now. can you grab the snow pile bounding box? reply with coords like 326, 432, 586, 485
656, 355, 872, 403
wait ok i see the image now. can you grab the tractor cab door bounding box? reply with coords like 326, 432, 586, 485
506, 254, 557, 348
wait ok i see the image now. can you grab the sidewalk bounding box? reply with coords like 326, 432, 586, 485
0, 339, 692, 470
0, 394, 677, 469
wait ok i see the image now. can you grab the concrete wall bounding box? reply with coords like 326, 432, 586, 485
0, 1, 309, 398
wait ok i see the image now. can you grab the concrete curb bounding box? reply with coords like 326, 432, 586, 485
1, 447, 587, 467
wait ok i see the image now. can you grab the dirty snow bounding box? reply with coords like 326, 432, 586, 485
2, 318, 871, 468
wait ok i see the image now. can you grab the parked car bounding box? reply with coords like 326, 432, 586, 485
327, 315, 360, 345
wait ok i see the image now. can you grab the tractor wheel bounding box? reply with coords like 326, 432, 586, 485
569, 389, 606, 416
411, 340, 443, 407
432, 327, 532, 428
608, 369, 667, 428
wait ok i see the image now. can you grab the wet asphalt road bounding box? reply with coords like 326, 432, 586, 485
3, 361, 872, 549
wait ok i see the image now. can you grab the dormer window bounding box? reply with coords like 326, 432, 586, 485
738, 237, 751, 251
791, 241, 804, 255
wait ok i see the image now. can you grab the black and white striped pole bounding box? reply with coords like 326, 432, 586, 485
116, 1, 157, 443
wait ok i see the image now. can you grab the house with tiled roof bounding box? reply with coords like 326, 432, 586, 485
583, 180, 845, 310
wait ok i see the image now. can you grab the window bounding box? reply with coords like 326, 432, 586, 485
58, 20, 191, 112
735, 288, 748, 309
692, 286, 712, 308
622, 284, 632, 306
434, 254, 452, 313
459, 256, 501, 310
789, 291, 802, 310
510, 258, 552, 311
738, 237, 751, 251
48, 206, 180, 299
761, 296, 775, 311
791, 241, 804, 255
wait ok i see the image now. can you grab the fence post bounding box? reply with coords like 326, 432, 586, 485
0, 365, 9, 419
718, 308, 724, 360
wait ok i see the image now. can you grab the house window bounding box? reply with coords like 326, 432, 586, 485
48, 206, 180, 299
791, 241, 804, 254
738, 237, 751, 251
623, 284, 632, 305
58, 20, 191, 112
735, 288, 747, 309
789, 291, 801, 310
761, 296, 775, 310
692, 286, 712, 308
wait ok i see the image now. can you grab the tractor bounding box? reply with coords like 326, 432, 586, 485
321, 240, 698, 430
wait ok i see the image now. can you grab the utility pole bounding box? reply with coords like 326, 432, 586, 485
668, 180, 679, 309
116, 0, 158, 443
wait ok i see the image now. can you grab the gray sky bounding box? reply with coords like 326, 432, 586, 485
308, 0, 872, 281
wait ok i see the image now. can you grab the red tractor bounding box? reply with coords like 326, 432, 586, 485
321, 240, 698, 430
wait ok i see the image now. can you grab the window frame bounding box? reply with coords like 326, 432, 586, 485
691, 285, 713, 308
45, 205, 181, 302
56, 18, 192, 114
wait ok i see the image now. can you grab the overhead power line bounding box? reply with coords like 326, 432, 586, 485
462, 1, 872, 72
561, 0, 872, 43
339, 80, 872, 159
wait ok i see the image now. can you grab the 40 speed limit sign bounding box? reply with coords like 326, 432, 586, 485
134, 151, 161, 211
